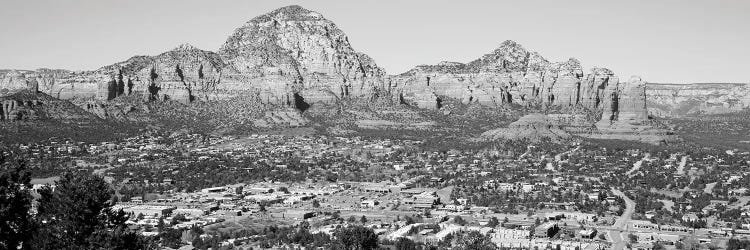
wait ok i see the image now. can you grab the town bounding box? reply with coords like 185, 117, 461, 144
12, 131, 750, 250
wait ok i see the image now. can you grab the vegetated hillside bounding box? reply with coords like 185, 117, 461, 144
2, 90, 101, 121
668, 111, 750, 149
0, 90, 141, 144
306, 96, 523, 148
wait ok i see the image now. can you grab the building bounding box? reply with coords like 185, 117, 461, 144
579, 229, 597, 239
173, 208, 205, 217
201, 187, 225, 193
120, 205, 176, 218
534, 222, 559, 238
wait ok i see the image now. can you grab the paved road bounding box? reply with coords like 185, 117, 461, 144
608, 188, 635, 250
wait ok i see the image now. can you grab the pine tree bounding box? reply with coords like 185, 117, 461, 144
0, 154, 35, 250
31, 171, 150, 249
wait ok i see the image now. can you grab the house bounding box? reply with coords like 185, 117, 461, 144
682, 213, 699, 222
534, 222, 559, 238
361, 200, 379, 208
579, 229, 597, 239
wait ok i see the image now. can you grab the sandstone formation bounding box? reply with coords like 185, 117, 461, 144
0, 5, 681, 143
394, 41, 679, 144
218, 5, 388, 106
588, 77, 679, 144
393, 41, 612, 111
480, 113, 571, 142
0, 5, 388, 113
0, 90, 99, 121
646, 83, 750, 117
94, 43, 226, 103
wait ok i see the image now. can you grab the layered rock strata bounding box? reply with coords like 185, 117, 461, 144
0, 5, 387, 110
393, 41, 614, 112
646, 83, 750, 117
588, 77, 679, 144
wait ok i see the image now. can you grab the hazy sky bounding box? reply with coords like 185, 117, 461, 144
1, 0, 748, 83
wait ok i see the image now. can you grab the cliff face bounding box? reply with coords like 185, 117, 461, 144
1, 5, 387, 108
95, 44, 226, 103
0, 5, 684, 143
393, 41, 617, 114
0, 44, 223, 103
394, 41, 680, 144
646, 83, 750, 117
0, 90, 100, 121
590, 77, 678, 144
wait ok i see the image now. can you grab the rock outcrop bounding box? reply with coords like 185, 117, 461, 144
393, 41, 615, 114
646, 83, 750, 117
218, 5, 387, 106
1, 5, 388, 113
586, 77, 679, 144
394, 41, 678, 144
0, 5, 684, 142
480, 113, 571, 142
0, 90, 99, 121
94, 43, 226, 103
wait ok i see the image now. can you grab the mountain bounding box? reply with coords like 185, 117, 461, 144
646, 83, 750, 117
392, 41, 676, 144
0, 5, 682, 145
394, 40, 618, 112
218, 5, 387, 106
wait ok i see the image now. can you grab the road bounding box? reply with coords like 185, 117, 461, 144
608, 188, 635, 250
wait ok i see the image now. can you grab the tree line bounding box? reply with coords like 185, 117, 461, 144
1, 153, 151, 249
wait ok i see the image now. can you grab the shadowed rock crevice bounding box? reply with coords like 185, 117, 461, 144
293, 93, 310, 112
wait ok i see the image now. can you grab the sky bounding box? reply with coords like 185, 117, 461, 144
1, 0, 748, 83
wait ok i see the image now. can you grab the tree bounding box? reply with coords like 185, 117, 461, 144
334, 225, 378, 250
360, 215, 368, 224
148, 67, 160, 101
487, 217, 500, 228
157, 217, 166, 232
0, 154, 34, 250
454, 216, 467, 226
312, 199, 321, 208
160, 228, 183, 249
395, 237, 417, 250
628, 233, 638, 243
653, 242, 666, 250
31, 171, 149, 249
171, 213, 187, 225
727, 239, 750, 250
451, 231, 496, 250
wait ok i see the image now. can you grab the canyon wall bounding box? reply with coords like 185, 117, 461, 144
646, 83, 750, 117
